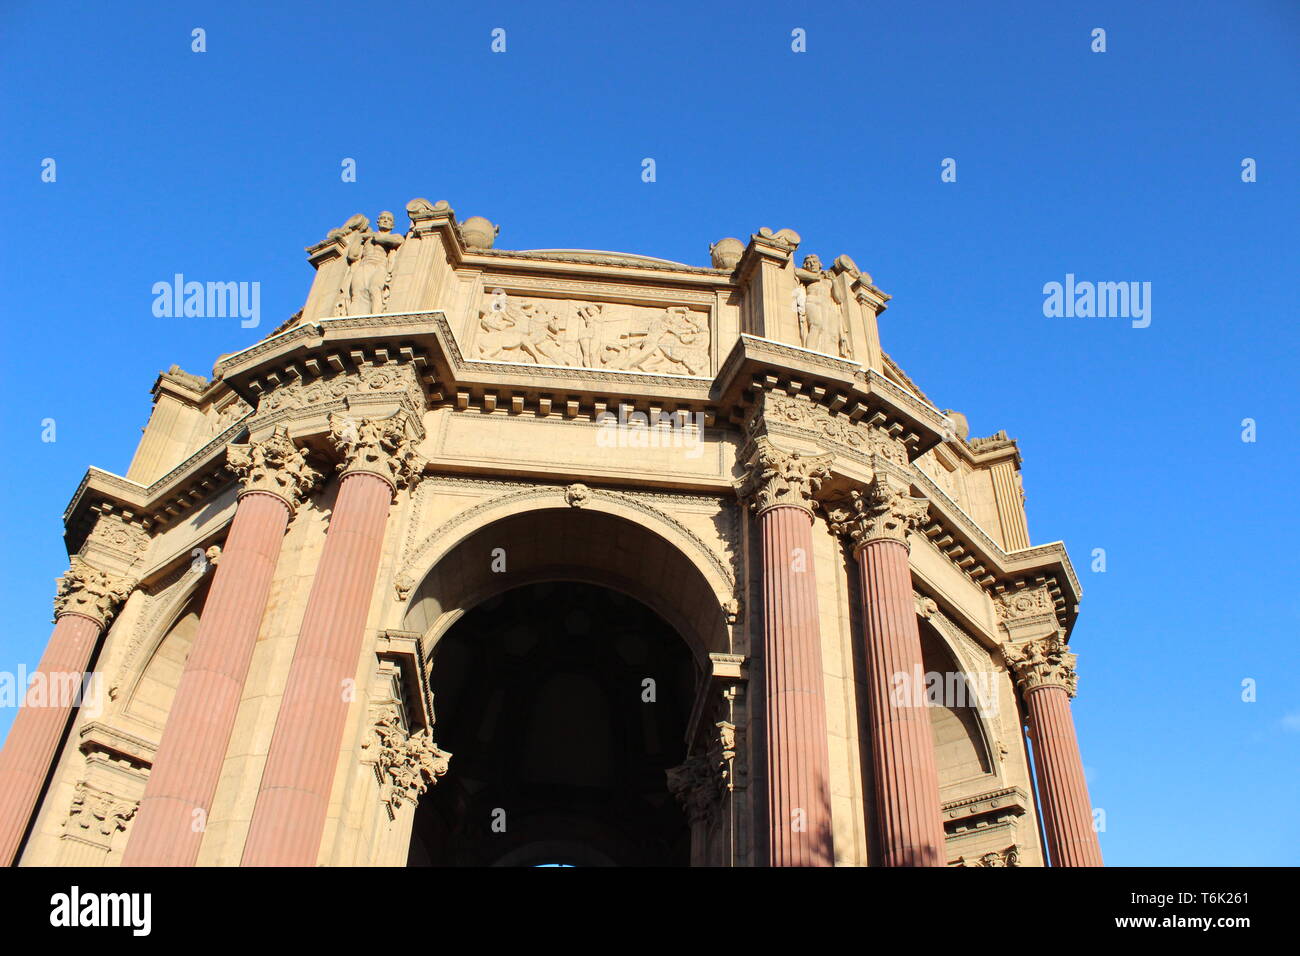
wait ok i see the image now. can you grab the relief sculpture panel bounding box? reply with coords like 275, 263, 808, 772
473, 292, 710, 376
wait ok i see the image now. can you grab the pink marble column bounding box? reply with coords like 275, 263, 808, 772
0, 560, 126, 867
831, 478, 945, 866
241, 468, 394, 866
122, 428, 317, 867
855, 539, 946, 866
1005, 632, 1103, 866
760, 504, 834, 866
746, 437, 835, 867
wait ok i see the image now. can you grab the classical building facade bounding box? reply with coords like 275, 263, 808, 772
0, 201, 1101, 867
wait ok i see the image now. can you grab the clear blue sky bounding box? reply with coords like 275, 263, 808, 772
1, 1, 1296, 866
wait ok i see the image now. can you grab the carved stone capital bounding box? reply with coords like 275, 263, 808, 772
328, 411, 426, 493
362, 703, 451, 816
64, 782, 138, 840
739, 436, 832, 517
666, 720, 736, 825
226, 426, 321, 512
951, 845, 1020, 868
826, 476, 929, 553
53, 558, 134, 627
1002, 632, 1078, 697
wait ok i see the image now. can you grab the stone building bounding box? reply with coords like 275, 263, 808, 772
0, 201, 1101, 867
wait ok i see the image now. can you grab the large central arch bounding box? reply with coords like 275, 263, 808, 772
399, 505, 735, 866
407, 581, 695, 866
400, 500, 733, 664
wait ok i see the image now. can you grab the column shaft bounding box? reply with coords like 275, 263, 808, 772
1025, 684, 1103, 866
760, 504, 834, 867
0, 613, 102, 865
856, 537, 946, 866
241, 471, 392, 866
122, 491, 291, 866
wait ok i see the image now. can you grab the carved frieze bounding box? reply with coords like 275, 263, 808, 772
208, 396, 252, 436
362, 703, 451, 817
328, 411, 426, 491
226, 426, 321, 511
256, 363, 425, 420
474, 292, 710, 376
756, 393, 908, 465
826, 476, 929, 552
81, 511, 150, 558
53, 558, 134, 627
994, 586, 1056, 627
738, 436, 832, 517
1002, 632, 1078, 697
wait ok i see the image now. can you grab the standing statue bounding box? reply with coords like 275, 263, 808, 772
336, 211, 405, 315
793, 254, 835, 352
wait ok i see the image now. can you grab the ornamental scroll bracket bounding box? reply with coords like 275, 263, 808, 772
668, 653, 748, 825
363, 630, 450, 818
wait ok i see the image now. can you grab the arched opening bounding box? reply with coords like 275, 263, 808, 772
407, 582, 697, 866
919, 622, 994, 787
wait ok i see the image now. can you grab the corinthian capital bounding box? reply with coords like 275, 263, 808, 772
826, 476, 929, 552
362, 704, 451, 815
740, 436, 832, 516
665, 720, 736, 825
328, 411, 426, 492
53, 558, 134, 627
226, 426, 321, 512
1002, 632, 1078, 697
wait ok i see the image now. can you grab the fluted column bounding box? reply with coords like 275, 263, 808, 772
744, 437, 834, 866
0, 561, 132, 866
242, 411, 424, 866
1004, 633, 1103, 866
829, 476, 946, 866
122, 428, 319, 867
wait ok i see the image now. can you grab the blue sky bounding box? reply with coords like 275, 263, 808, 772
1, 1, 1297, 865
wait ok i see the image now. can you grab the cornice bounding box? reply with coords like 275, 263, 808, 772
910, 464, 1080, 634
62, 416, 250, 556
716, 336, 951, 460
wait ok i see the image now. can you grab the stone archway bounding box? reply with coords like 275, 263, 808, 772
406, 581, 696, 866
401, 501, 734, 664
